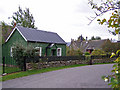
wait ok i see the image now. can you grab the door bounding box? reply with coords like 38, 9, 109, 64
51, 49, 56, 56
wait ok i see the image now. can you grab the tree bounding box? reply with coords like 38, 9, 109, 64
91, 36, 95, 40
88, 0, 120, 88
102, 39, 120, 53
88, 0, 120, 34
77, 35, 85, 41
66, 46, 83, 56
90, 36, 101, 40
1, 21, 13, 44
11, 6, 37, 29
96, 36, 101, 40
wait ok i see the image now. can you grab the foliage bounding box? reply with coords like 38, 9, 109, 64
1, 21, 13, 44
66, 47, 83, 56
12, 41, 37, 70
90, 36, 101, 40
102, 50, 120, 88
11, 6, 37, 29
77, 35, 85, 41
91, 49, 106, 55
88, 0, 120, 34
88, 0, 120, 88
102, 40, 120, 53
85, 52, 90, 55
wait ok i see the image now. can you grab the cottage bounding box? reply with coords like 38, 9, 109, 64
2, 26, 66, 57
69, 36, 110, 54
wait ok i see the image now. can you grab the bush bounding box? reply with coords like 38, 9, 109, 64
66, 48, 83, 56
85, 52, 90, 55
91, 49, 106, 56
12, 42, 37, 70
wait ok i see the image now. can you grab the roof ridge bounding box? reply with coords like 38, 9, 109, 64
16, 26, 57, 34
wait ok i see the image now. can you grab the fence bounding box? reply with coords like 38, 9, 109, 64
2, 56, 21, 74
2, 55, 117, 75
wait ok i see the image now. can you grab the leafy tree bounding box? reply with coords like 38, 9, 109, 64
11, 6, 37, 29
66, 47, 83, 56
77, 35, 85, 41
1, 21, 13, 44
102, 39, 120, 53
96, 36, 101, 40
88, 0, 120, 34
91, 36, 95, 40
90, 36, 101, 40
88, 0, 120, 88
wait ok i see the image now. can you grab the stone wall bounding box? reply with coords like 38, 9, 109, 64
26, 58, 114, 70
26, 60, 89, 70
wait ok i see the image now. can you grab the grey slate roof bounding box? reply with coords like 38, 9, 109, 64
70, 39, 109, 53
17, 26, 66, 44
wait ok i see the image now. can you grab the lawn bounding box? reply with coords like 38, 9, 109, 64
0, 66, 21, 74
2, 62, 115, 81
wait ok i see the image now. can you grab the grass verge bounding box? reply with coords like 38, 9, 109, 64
2, 64, 87, 81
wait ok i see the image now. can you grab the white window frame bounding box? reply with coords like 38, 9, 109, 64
39, 47, 42, 56
57, 48, 62, 56
10, 47, 14, 57
35, 47, 42, 56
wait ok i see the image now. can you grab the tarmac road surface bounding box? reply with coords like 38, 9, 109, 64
2, 64, 113, 88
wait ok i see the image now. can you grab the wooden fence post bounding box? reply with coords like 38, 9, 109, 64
89, 56, 92, 65
24, 56, 26, 71
3, 56, 5, 74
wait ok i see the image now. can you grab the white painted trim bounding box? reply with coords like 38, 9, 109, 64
17, 27, 27, 41
35, 47, 42, 56
10, 46, 14, 57
5, 26, 27, 42
39, 47, 42, 56
5, 27, 16, 42
57, 48, 62, 56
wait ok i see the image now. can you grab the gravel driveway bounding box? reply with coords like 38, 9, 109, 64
2, 64, 113, 88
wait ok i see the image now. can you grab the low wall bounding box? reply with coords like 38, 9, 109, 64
26, 58, 115, 70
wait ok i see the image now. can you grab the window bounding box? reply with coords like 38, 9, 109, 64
35, 47, 42, 56
57, 48, 62, 56
10, 47, 14, 57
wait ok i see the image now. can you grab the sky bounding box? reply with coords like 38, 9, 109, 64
0, 0, 118, 42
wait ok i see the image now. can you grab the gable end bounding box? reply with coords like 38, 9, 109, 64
5, 27, 27, 42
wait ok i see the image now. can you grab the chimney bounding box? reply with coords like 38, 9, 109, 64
86, 37, 88, 41
14, 22, 16, 28
80, 35, 83, 42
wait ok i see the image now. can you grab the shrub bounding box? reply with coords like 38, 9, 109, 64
91, 49, 106, 55
85, 52, 90, 55
102, 50, 120, 88
66, 48, 83, 56
12, 42, 37, 70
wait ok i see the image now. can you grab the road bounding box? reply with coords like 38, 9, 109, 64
2, 64, 113, 88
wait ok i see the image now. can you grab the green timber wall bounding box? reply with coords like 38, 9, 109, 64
28, 42, 66, 56
2, 29, 66, 57
2, 29, 27, 57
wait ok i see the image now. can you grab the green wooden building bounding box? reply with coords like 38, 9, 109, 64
2, 26, 66, 57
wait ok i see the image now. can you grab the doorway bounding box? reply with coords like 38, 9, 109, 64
51, 49, 56, 56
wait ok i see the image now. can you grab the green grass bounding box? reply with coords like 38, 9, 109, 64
2, 64, 87, 81
4, 66, 21, 74
2, 62, 115, 81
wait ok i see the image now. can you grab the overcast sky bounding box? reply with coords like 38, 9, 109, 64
0, 0, 118, 42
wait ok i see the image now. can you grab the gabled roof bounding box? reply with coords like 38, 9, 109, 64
6, 26, 66, 44
70, 39, 109, 53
